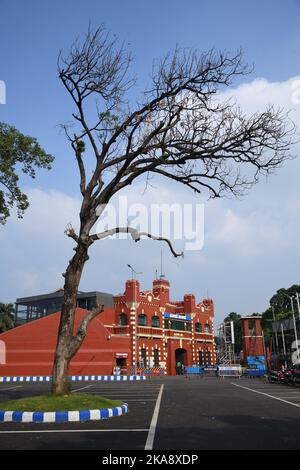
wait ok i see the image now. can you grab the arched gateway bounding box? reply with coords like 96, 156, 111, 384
175, 348, 187, 374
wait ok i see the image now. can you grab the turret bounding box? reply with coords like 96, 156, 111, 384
124, 279, 140, 304
152, 278, 170, 304
184, 294, 196, 313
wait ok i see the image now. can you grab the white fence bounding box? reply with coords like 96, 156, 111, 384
217, 365, 242, 378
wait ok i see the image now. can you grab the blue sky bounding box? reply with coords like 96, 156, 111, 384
1, 0, 300, 323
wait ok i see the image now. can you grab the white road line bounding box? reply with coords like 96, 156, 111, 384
242, 388, 300, 394
0, 386, 23, 391
260, 388, 300, 392
71, 385, 93, 393
273, 396, 300, 399
255, 389, 300, 393
85, 388, 161, 391
0, 429, 149, 434
231, 382, 300, 409
119, 399, 157, 402
85, 390, 157, 397
88, 388, 161, 391
144, 384, 164, 451
87, 389, 158, 392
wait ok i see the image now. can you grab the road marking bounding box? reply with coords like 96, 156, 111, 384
88, 387, 160, 393
71, 385, 93, 393
85, 388, 161, 392
0, 429, 149, 434
0, 386, 23, 391
231, 383, 300, 409
91, 392, 161, 394
110, 399, 157, 402
273, 396, 300, 399
240, 387, 300, 394
87, 393, 158, 395
144, 384, 164, 451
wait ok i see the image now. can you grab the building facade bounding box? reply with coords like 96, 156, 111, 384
0, 278, 215, 377
111, 278, 216, 375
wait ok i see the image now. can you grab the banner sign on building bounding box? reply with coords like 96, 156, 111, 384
165, 313, 191, 321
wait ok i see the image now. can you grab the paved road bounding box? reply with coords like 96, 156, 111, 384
0, 376, 300, 450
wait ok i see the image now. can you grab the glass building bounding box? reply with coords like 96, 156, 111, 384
15, 290, 113, 326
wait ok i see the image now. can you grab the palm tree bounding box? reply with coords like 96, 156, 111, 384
0, 303, 14, 332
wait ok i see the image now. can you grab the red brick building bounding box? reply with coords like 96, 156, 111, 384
0, 278, 216, 377
114, 278, 216, 375
241, 316, 265, 361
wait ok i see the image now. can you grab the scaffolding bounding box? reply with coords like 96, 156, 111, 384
217, 321, 237, 364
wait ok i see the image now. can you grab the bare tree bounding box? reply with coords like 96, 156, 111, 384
52, 25, 295, 394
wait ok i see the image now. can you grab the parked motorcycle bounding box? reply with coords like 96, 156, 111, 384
284, 364, 300, 387
268, 365, 300, 386
268, 369, 286, 384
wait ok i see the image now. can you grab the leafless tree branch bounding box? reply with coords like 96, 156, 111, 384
70, 304, 104, 358
90, 227, 184, 258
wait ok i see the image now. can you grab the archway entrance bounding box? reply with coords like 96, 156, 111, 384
175, 348, 187, 375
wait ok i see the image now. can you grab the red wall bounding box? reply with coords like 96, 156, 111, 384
241, 318, 264, 361
0, 308, 131, 376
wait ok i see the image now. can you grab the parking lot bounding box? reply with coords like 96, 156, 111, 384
1, 376, 300, 450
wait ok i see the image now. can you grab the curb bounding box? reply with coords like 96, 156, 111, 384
0, 403, 128, 423
0, 375, 145, 383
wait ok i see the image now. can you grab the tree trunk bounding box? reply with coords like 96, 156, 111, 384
51, 354, 71, 395
51, 242, 89, 395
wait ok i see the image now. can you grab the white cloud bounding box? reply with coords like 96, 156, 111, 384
12, 188, 81, 237
221, 75, 300, 117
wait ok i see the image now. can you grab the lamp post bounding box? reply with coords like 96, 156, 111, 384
281, 323, 287, 368
296, 292, 300, 324
290, 296, 300, 364
271, 305, 279, 355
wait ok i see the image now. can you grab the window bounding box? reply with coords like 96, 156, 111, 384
206, 351, 212, 365
138, 314, 147, 326
170, 320, 185, 331
164, 319, 170, 329
195, 322, 202, 332
119, 313, 127, 326
248, 319, 257, 336
186, 323, 191, 332
152, 315, 160, 328
140, 348, 147, 367
198, 351, 203, 366
204, 323, 211, 333
153, 349, 159, 367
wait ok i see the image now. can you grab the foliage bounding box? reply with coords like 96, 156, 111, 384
0, 122, 54, 224
261, 284, 300, 345
221, 286, 300, 348
223, 312, 243, 354
0, 303, 14, 332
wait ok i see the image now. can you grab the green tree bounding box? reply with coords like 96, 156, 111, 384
0, 303, 14, 332
223, 312, 243, 354
262, 284, 300, 345
0, 122, 54, 224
